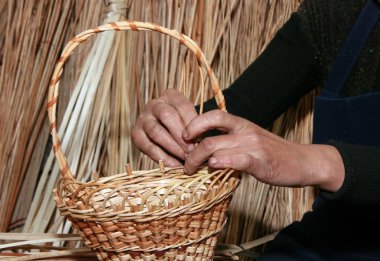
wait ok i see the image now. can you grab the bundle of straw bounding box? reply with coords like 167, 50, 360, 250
0, 0, 81, 232
23, 0, 129, 235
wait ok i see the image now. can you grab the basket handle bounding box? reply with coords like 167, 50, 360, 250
47, 20, 226, 180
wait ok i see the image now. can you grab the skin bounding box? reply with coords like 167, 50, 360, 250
132, 89, 345, 192
132, 89, 198, 166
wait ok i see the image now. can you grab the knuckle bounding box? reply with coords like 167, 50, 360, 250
147, 123, 162, 139
212, 110, 226, 122
136, 113, 147, 124
159, 106, 176, 121
176, 100, 192, 111
220, 156, 232, 166
145, 99, 157, 110
248, 133, 261, 146
131, 127, 141, 144
147, 99, 165, 113
175, 103, 188, 115
185, 156, 197, 168
147, 144, 158, 158
241, 154, 253, 169
173, 128, 184, 141
201, 138, 215, 153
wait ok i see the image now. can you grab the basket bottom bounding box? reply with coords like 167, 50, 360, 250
68, 199, 231, 261
94, 236, 218, 261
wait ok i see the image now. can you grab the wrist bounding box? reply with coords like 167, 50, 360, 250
305, 144, 345, 192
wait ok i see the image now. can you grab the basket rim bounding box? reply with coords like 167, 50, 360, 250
54, 167, 240, 222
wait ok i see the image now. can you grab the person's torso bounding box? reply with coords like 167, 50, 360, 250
298, 0, 380, 96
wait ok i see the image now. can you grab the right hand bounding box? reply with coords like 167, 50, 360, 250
131, 89, 198, 167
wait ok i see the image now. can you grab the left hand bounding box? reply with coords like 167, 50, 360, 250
183, 110, 344, 192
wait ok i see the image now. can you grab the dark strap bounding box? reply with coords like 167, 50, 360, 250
323, 0, 380, 97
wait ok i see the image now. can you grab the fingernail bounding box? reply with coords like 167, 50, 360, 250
187, 144, 194, 152
182, 129, 189, 139
183, 166, 190, 175
209, 157, 217, 165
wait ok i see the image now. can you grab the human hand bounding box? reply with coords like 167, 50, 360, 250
183, 110, 345, 192
131, 89, 197, 167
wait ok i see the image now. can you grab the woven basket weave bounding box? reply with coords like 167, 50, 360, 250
47, 20, 240, 261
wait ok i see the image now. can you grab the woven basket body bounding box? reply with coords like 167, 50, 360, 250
48, 21, 239, 260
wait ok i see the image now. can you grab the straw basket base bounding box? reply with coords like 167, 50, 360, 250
70, 199, 230, 261
93, 237, 218, 261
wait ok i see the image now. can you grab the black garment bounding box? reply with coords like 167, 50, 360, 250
298, 0, 380, 97
258, 197, 380, 261
202, 1, 380, 208
203, 13, 318, 128
259, 2, 380, 259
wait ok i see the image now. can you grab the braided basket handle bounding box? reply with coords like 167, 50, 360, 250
47, 20, 226, 180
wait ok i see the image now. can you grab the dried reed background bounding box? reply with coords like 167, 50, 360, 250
0, 0, 105, 233
0, 0, 314, 258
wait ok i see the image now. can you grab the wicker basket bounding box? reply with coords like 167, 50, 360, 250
47, 21, 240, 261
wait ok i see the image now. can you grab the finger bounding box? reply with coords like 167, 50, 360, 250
208, 149, 255, 172
184, 134, 238, 174
183, 110, 244, 141
151, 101, 196, 153
131, 127, 182, 167
163, 89, 198, 126
143, 118, 186, 160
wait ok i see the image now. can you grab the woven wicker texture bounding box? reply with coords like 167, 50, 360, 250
48, 21, 240, 260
